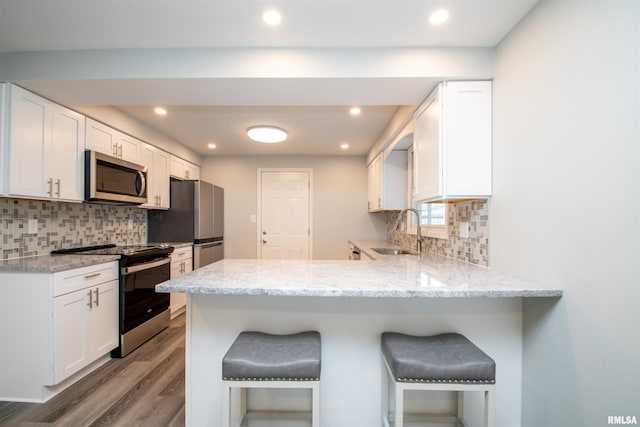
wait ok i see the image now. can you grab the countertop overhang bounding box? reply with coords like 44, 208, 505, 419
156, 248, 562, 299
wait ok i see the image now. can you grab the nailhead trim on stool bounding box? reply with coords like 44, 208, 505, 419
222, 331, 321, 427
381, 332, 496, 427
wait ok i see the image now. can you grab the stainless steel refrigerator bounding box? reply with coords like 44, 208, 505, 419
148, 180, 224, 268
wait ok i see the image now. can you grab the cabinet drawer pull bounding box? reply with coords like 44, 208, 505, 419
87, 289, 93, 308
55, 179, 61, 197
47, 178, 53, 196
84, 272, 101, 280
94, 287, 99, 306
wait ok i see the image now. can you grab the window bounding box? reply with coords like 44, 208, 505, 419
406, 145, 449, 239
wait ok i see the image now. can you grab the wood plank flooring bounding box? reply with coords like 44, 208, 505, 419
0, 313, 186, 427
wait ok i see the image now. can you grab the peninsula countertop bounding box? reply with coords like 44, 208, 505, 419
156, 242, 562, 298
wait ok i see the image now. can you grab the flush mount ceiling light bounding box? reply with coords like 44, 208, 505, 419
207, 143, 217, 149
350, 107, 361, 116
341, 143, 350, 150
429, 9, 449, 25
247, 126, 288, 143
263, 9, 282, 26
154, 107, 167, 115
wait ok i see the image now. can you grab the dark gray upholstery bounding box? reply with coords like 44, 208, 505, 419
381, 332, 495, 384
223, 331, 321, 381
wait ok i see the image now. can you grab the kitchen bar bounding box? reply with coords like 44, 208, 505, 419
157, 244, 562, 426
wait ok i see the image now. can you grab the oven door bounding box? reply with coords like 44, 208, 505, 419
120, 257, 170, 334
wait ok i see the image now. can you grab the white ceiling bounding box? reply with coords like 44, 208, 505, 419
0, 0, 538, 157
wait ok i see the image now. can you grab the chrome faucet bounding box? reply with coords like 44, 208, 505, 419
394, 208, 422, 254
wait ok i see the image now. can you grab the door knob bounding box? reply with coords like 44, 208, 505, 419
262, 231, 267, 235
262, 240, 267, 244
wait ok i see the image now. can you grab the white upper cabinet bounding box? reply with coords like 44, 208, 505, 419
140, 143, 170, 209
414, 81, 492, 203
170, 154, 199, 180
367, 152, 383, 212
3, 85, 85, 202
85, 118, 140, 163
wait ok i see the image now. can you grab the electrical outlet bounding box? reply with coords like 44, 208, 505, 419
250, 214, 257, 224
459, 222, 469, 239
28, 219, 38, 234
127, 219, 133, 230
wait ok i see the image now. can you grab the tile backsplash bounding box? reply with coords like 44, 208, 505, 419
386, 200, 490, 267
0, 198, 147, 260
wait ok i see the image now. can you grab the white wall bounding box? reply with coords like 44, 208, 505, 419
200, 156, 386, 259
492, 1, 640, 425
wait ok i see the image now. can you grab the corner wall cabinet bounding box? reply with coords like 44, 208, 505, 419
140, 143, 170, 209
413, 81, 492, 203
85, 117, 141, 163
0, 262, 118, 402
169, 245, 193, 316
170, 154, 200, 180
367, 151, 408, 212
2, 84, 85, 202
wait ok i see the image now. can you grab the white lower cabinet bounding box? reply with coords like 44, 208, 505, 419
52, 277, 117, 384
169, 245, 193, 316
0, 261, 118, 402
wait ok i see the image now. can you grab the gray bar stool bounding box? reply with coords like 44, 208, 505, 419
381, 332, 496, 427
222, 331, 321, 427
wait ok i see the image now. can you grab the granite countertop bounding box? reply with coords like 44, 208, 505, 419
157, 240, 562, 298
0, 254, 121, 273
0, 242, 192, 274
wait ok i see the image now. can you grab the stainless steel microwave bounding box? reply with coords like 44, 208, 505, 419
85, 150, 148, 204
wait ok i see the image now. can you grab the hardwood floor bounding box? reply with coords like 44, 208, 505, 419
0, 313, 186, 427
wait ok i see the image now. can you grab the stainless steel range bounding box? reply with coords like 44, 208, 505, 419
52, 243, 174, 357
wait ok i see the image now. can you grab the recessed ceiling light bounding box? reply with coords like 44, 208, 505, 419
263, 9, 282, 26
208, 143, 217, 149
350, 107, 361, 115
341, 143, 350, 150
429, 9, 449, 25
154, 107, 167, 115
247, 126, 288, 143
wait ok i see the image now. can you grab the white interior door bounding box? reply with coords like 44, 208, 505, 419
260, 171, 311, 260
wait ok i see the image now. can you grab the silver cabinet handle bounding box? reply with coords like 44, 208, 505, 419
84, 272, 101, 280
55, 179, 61, 197
113, 143, 118, 157
47, 179, 53, 196
87, 289, 93, 309
118, 143, 123, 158
94, 287, 99, 306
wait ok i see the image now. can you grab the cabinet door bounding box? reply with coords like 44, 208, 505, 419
185, 162, 199, 180
53, 288, 90, 384
118, 133, 140, 163
414, 87, 442, 201
170, 155, 186, 179
49, 105, 85, 201
367, 152, 383, 212
7, 86, 51, 198
154, 149, 170, 208
444, 81, 492, 197
89, 280, 118, 359
86, 118, 118, 157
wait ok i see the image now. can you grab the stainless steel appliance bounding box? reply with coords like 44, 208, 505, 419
52, 244, 174, 357
85, 150, 148, 205
148, 180, 224, 268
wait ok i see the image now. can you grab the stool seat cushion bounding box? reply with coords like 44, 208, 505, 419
223, 331, 321, 381
381, 332, 495, 384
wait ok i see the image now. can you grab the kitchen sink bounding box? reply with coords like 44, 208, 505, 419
371, 247, 416, 256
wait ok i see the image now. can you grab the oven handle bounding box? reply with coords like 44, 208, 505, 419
121, 257, 170, 276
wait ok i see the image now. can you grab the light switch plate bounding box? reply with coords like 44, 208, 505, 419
28, 219, 38, 234
250, 214, 257, 223
459, 222, 469, 238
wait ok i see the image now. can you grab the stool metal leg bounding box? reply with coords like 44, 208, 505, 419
311, 381, 320, 427
457, 390, 465, 423
381, 357, 390, 427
